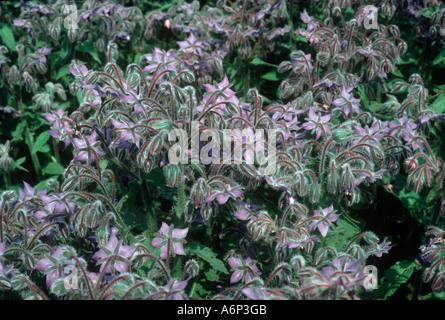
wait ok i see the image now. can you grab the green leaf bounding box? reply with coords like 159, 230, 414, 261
0, 25, 16, 51
433, 50, 445, 66
10, 157, 28, 172
324, 215, 361, 249
145, 166, 166, 188
430, 93, 445, 114
391, 69, 404, 78
250, 58, 277, 68
56, 66, 71, 80
31, 131, 50, 154
374, 260, 419, 300
78, 40, 101, 64
261, 70, 280, 81
190, 241, 229, 274
35, 176, 58, 190
11, 122, 25, 143
42, 162, 65, 176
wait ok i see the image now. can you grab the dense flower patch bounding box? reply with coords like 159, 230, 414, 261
0, 0, 444, 300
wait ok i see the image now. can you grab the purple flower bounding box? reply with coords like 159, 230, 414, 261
68, 64, 89, 78
308, 204, 340, 237
18, 181, 46, 202
300, 10, 318, 32
177, 33, 208, 55
34, 247, 73, 289
267, 27, 291, 40
369, 237, 394, 258
203, 74, 239, 104
227, 256, 261, 284
332, 86, 361, 115
352, 121, 384, 146
162, 277, 190, 300
92, 227, 137, 274
44, 108, 74, 148
0, 242, 5, 275
110, 119, 142, 149
151, 222, 188, 260
301, 108, 331, 140
281, 235, 321, 250
205, 185, 244, 205
320, 256, 366, 290
143, 48, 177, 75
73, 131, 106, 163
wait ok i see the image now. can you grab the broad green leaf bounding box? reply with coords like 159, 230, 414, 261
324, 216, 361, 249
56, 66, 71, 80
261, 70, 280, 81
35, 176, 58, 190
31, 131, 50, 154
374, 260, 419, 300
11, 121, 25, 143
78, 40, 101, 64
250, 58, 277, 68
190, 241, 229, 274
0, 25, 16, 51
42, 162, 65, 175
433, 50, 445, 66
430, 93, 445, 114
146, 166, 166, 188
37, 144, 50, 154
391, 69, 404, 78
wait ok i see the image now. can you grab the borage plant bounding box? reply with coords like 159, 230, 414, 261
0, 0, 444, 301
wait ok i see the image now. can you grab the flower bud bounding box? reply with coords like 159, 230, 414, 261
190, 178, 208, 208
9, 65, 20, 84
127, 72, 140, 87
165, 163, 181, 187
332, 126, 354, 142
405, 158, 417, 172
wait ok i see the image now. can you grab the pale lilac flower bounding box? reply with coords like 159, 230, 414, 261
0, 242, 5, 276
92, 227, 137, 274
143, 48, 177, 74
227, 256, 261, 284
203, 74, 238, 104
205, 185, 244, 205
72, 131, 106, 163
300, 10, 318, 32
332, 86, 361, 115
368, 236, 394, 258
33, 247, 74, 289
308, 204, 340, 237
281, 235, 321, 249
151, 222, 188, 260
162, 277, 190, 300
267, 26, 291, 40
352, 121, 384, 147
321, 256, 366, 290
301, 108, 331, 140
18, 181, 46, 202
177, 33, 208, 55
44, 108, 73, 148
111, 118, 142, 149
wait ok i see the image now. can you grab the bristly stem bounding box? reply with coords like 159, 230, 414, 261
177, 163, 186, 223
17, 93, 43, 182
